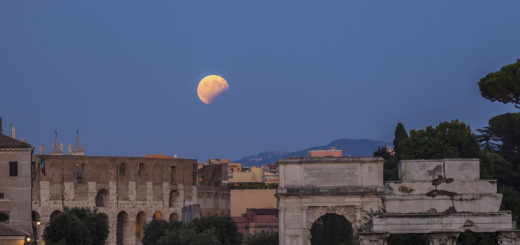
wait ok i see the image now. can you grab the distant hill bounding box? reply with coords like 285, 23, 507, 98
235, 138, 391, 167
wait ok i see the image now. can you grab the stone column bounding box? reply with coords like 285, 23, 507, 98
427, 232, 460, 245
359, 232, 389, 245
497, 231, 520, 245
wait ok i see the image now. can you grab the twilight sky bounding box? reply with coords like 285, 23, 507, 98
1, 1, 519, 161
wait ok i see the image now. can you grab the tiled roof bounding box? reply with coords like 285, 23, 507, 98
0, 134, 32, 149
0, 223, 28, 236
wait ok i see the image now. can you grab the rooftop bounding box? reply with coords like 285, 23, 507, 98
277, 156, 383, 164
0, 133, 32, 149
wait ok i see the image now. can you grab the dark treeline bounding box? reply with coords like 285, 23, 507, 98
374, 59, 520, 245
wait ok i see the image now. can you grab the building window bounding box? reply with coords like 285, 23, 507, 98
138, 163, 144, 176
119, 163, 126, 176
170, 166, 176, 184
9, 162, 18, 177
0, 193, 4, 199
77, 163, 84, 184
0, 212, 9, 223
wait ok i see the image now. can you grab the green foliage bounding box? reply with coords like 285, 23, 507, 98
188, 215, 242, 245
373, 146, 392, 160
499, 186, 520, 222
310, 214, 353, 245
487, 113, 520, 163
393, 122, 408, 160
456, 232, 496, 245
476, 127, 499, 153
399, 120, 480, 160
143, 215, 242, 245
157, 227, 220, 245
478, 59, 520, 108
246, 232, 278, 245
142, 219, 171, 245
45, 240, 68, 245
43, 207, 109, 245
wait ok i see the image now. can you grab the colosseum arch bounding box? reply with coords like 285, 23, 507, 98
135, 211, 147, 243
169, 213, 179, 222
310, 213, 354, 245
305, 206, 357, 232
50, 210, 63, 221
153, 211, 163, 220
95, 189, 108, 207
116, 211, 130, 245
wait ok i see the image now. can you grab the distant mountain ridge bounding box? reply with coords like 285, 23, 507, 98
235, 138, 391, 167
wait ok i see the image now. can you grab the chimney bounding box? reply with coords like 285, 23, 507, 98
0, 117, 2, 133
10, 124, 15, 139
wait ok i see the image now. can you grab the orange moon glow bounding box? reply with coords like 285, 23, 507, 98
197, 75, 229, 104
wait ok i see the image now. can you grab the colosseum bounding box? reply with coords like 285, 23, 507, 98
30, 152, 230, 245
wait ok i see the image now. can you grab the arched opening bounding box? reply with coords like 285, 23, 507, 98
169, 190, 178, 207
95, 189, 108, 207
310, 213, 353, 245
135, 211, 147, 244
0, 212, 9, 223
50, 210, 63, 222
117, 211, 129, 245
153, 211, 163, 220
169, 213, 179, 222
32, 211, 40, 242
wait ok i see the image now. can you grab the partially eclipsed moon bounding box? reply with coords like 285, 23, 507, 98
197, 75, 229, 104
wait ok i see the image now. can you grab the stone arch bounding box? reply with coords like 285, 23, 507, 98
310, 213, 354, 245
153, 211, 164, 220
32, 211, 40, 241
116, 211, 130, 245
305, 206, 357, 231
50, 210, 63, 221
169, 213, 179, 222
95, 189, 109, 207
169, 190, 178, 207
135, 211, 147, 243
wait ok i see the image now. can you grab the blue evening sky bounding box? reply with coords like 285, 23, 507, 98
1, 1, 519, 161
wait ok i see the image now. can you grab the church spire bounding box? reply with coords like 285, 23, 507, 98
71, 128, 85, 156
50, 129, 63, 155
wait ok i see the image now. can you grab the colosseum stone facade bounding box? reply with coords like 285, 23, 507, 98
30, 154, 230, 245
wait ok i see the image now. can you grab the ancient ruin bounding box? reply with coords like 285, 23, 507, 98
277, 156, 519, 245
31, 154, 229, 245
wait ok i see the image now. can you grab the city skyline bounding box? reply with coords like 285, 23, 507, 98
1, 1, 519, 161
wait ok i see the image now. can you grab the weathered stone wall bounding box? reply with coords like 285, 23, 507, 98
0, 148, 33, 237
197, 163, 230, 216
31, 155, 229, 245
277, 157, 385, 245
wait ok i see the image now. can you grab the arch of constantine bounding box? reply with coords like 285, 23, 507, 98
277, 154, 519, 245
